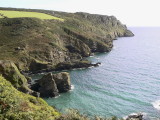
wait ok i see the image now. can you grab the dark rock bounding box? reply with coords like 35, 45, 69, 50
29, 59, 49, 72
25, 75, 32, 84
93, 62, 101, 67
31, 72, 71, 97
126, 113, 143, 120
36, 73, 59, 97
31, 82, 41, 92
53, 72, 71, 93
30, 91, 40, 97
55, 61, 101, 71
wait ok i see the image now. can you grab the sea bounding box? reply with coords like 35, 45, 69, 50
32, 27, 160, 119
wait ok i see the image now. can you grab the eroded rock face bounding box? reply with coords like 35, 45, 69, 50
53, 72, 71, 93
29, 59, 49, 73
31, 72, 71, 97
124, 30, 135, 37
0, 60, 30, 92
36, 73, 59, 97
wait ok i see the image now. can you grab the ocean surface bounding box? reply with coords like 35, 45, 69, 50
32, 27, 160, 119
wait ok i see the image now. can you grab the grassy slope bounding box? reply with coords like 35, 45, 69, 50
0, 76, 60, 120
0, 10, 64, 21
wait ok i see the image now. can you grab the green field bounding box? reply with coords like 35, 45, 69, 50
0, 10, 64, 21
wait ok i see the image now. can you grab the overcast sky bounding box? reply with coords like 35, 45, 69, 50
0, 0, 160, 26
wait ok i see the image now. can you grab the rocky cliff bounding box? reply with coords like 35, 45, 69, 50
0, 7, 134, 119
0, 8, 134, 74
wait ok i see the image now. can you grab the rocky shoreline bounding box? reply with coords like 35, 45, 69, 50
0, 7, 136, 120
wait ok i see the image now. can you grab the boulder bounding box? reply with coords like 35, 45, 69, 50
126, 113, 143, 120
35, 73, 59, 97
53, 72, 71, 93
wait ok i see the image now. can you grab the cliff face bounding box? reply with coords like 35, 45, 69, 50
0, 8, 134, 73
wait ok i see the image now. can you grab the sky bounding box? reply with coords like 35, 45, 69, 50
0, 0, 160, 27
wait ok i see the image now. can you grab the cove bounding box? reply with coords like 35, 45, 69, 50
33, 27, 160, 119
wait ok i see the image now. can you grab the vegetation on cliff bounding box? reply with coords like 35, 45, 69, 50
0, 7, 134, 73
0, 76, 60, 120
0, 7, 135, 120
0, 60, 30, 92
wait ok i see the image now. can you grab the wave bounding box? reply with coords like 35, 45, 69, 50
54, 94, 60, 98
70, 85, 75, 91
152, 100, 160, 110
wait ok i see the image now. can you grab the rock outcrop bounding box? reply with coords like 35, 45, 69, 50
125, 113, 143, 120
55, 61, 101, 71
31, 72, 71, 97
124, 30, 135, 37
53, 72, 71, 93
31, 73, 59, 97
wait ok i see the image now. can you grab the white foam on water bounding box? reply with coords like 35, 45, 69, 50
54, 95, 60, 98
89, 56, 94, 57
152, 100, 160, 110
70, 85, 75, 91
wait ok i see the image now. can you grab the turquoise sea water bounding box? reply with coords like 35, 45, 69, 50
33, 27, 160, 119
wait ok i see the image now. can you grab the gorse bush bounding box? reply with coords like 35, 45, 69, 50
0, 76, 60, 120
